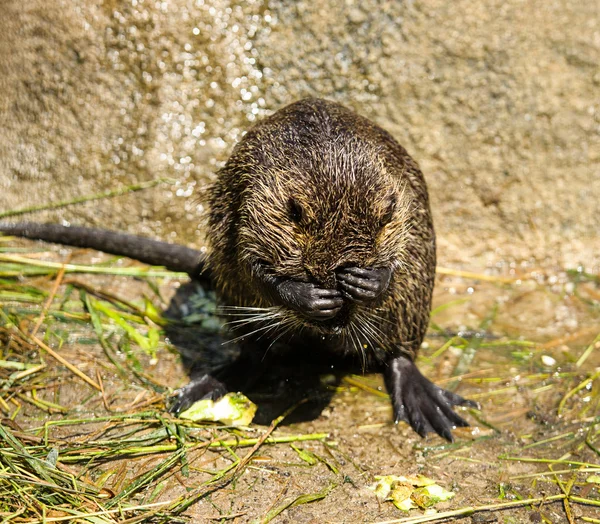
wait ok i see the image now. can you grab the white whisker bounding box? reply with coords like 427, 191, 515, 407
222, 312, 280, 317
255, 318, 287, 341
360, 315, 387, 350
220, 306, 285, 332
347, 322, 366, 373
226, 321, 284, 344
224, 312, 282, 326
365, 309, 394, 325
262, 317, 299, 361
363, 309, 393, 345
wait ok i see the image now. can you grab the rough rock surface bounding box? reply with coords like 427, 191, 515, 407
1, 0, 598, 269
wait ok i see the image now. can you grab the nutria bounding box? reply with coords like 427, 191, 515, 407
0, 98, 476, 440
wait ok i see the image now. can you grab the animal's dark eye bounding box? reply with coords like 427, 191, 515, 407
288, 197, 303, 223
380, 196, 396, 227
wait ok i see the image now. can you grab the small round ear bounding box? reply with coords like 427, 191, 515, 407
288, 197, 304, 224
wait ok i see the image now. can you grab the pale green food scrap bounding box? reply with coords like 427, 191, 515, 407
412, 483, 455, 508
178, 392, 257, 427
389, 483, 416, 511
370, 474, 455, 512
407, 474, 437, 487
372, 475, 395, 499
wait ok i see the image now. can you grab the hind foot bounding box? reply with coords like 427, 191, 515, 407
169, 374, 228, 414
384, 355, 479, 442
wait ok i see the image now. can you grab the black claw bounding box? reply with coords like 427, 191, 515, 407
276, 280, 344, 319
452, 414, 471, 428
462, 398, 481, 410
393, 404, 408, 425
428, 416, 454, 442
440, 387, 476, 408
339, 281, 377, 304
440, 427, 454, 443
437, 406, 464, 429
336, 266, 391, 304
420, 402, 453, 442
337, 272, 379, 292
431, 388, 473, 430
385, 355, 476, 442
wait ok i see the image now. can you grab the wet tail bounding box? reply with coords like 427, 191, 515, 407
0, 222, 209, 280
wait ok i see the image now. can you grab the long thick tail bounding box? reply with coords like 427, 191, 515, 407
0, 222, 209, 279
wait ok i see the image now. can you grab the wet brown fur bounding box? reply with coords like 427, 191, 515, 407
207, 98, 436, 363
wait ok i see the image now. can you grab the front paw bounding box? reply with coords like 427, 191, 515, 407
277, 280, 343, 320
337, 266, 391, 304
384, 356, 479, 442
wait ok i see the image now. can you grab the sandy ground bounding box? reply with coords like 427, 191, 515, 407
2, 242, 599, 522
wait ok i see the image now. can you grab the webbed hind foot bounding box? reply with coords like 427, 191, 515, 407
384, 355, 479, 442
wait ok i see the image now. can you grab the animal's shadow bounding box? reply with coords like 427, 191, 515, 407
163, 280, 349, 425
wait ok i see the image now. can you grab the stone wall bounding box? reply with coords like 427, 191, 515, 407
1, 0, 598, 269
